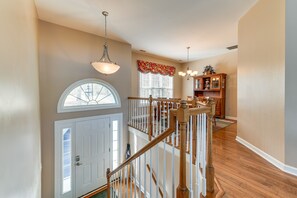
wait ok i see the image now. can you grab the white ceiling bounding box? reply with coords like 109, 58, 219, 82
34, 0, 257, 62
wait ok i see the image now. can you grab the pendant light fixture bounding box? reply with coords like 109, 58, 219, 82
178, 47, 198, 80
91, 11, 120, 75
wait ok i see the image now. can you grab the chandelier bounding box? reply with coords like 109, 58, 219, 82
178, 47, 198, 80
91, 11, 120, 75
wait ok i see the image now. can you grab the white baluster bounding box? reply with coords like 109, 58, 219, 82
161, 102, 166, 133
126, 166, 128, 198
152, 102, 155, 137
196, 114, 201, 197
202, 113, 207, 196
171, 133, 175, 198
134, 160, 137, 198
159, 102, 162, 135
163, 140, 167, 198
144, 153, 147, 197
156, 101, 158, 136
113, 175, 115, 198
145, 100, 148, 133
133, 100, 135, 129
156, 145, 159, 198
149, 149, 152, 197
130, 163, 132, 198
136, 100, 139, 130
167, 102, 170, 142
123, 168, 125, 198
138, 157, 141, 198
190, 116, 193, 198
128, 100, 130, 125
187, 121, 190, 152
131, 100, 133, 127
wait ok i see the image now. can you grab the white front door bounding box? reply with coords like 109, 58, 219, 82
75, 118, 110, 197
55, 114, 122, 198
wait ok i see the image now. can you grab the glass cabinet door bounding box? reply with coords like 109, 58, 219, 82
211, 76, 220, 89
194, 78, 203, 90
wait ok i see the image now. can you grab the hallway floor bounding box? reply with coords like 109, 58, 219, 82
213, 123, 297, 198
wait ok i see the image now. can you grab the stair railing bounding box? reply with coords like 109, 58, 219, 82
107, 98, 215, 197
107, 107, 176, 198
128, 96, 180, 141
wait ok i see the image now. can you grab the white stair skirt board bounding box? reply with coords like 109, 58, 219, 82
236, 136, 297, 177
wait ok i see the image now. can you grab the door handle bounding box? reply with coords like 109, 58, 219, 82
75, 162, 83, 166
75, 155, 80, 162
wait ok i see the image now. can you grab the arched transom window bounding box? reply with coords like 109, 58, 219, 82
58, 79, 121, 113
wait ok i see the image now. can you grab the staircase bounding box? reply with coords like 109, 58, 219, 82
106, 97, 216, 198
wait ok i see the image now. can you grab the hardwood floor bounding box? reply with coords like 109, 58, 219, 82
212, 123, 297, 198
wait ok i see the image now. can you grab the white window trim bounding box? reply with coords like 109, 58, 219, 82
54, 113, 123, 198
138, 72, 174, 98
57, 78, 121, 113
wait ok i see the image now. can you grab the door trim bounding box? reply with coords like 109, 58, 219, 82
54, 113, 123, 198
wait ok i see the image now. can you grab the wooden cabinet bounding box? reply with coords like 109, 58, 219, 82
193, 73, 226, 118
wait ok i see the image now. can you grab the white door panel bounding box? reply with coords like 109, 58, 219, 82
75, 118, 110, 197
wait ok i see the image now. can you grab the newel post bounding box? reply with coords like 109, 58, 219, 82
206, 99, 216, 192
176, 100, 190, 198
148, 95, 153, 141
106, 168, 111, 198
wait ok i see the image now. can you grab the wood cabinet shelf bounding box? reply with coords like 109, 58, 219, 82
193, 73, 226, 118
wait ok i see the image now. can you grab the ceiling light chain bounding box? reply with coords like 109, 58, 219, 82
103, 11, 108, 45
91, 11, 120, 75
178, 46, 198, 80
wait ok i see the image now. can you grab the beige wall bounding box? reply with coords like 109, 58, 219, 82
182, 51, 238, 118
38, 21, 132, 197
0, 0, 41, 197
285, 0, 297, 167
238, 0, 285, 162
131, 52, 182, 98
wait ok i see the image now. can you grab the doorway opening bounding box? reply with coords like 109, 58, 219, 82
54, 113, 122, 198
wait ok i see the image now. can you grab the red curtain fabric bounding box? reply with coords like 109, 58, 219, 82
137, 60, 176, 76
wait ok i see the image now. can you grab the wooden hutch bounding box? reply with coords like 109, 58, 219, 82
193, 73, 226, 118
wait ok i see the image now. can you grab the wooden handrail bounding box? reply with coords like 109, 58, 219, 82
153, 98, 180, 103
188, 106, 211, 115
107, 111, 176, 178
146, 164, 164, 197
128, 96, 150, 100
128, 96, 180, 103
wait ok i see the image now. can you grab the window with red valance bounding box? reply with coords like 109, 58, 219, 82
137, 60, 175, 98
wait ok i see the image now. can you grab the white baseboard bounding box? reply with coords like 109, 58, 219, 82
236, 136, 297, 177
225, 116, 237, 120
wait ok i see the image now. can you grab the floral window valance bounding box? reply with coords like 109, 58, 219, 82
137, 60, 176, 76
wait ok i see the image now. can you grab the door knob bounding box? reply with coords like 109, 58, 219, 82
75, 155, 82, 166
